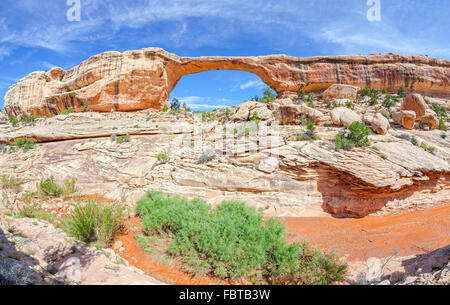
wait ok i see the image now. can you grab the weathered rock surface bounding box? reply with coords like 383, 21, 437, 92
421, 110, 439, 130
330, 107, 361, 126
0, 111, 448, 218
363, 112, 390, 135
0, 214, 163, 285
323, 84, 360, 102
401, 94, 429, 119
275, 104, 325, 125
5, 48, 450, 117
231, 101, 273, 122
392, 110, 416, 130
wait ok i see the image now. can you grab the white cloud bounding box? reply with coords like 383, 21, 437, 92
239, 80, 266, 90
187, 104, 227, 110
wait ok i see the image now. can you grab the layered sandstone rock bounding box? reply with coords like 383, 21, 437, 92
5, 48, 450, 117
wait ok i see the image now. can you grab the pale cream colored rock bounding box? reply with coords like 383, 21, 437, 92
323, 84, 360, 102
363, 113, 390, 135
330, 107, 361, 126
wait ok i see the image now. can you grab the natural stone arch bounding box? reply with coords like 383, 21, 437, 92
4, 47, 450, 117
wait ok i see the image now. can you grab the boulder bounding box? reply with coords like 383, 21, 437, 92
392, 110, 416, 130
330, 107, 361, 126
323, 84, 360, 102
401, 94, 429, 119
363, 113, 390, 135
276, 104, 325, 125
231, 101, 273, 122
421, 109, 439, 130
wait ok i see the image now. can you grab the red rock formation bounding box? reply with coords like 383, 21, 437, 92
4, 48, 450, 117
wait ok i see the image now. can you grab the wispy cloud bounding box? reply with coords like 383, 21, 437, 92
239, 80, 266, 90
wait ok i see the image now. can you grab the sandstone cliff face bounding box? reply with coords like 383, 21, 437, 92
5, 48, 450, 117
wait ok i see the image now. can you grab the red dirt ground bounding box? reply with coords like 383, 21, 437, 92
115, 206, 450, 285
285, 206, 450, 261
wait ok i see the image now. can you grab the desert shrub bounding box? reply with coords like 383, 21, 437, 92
9, 116, 19, 126
38, 177, 77, 198
9, 138, 36, 153
198, 149, 216, 164
334, 135, 354, 151
438, 119, 447, 131
360, 86, 371, 97
432, 104, 448, 121
335, 122, 371, 151
347, 121, 371, 147
369, 95, 378, 105
397, 86, 406, 98
298, 89, 306, 99
81, 101, 91, 112
421, 143, 436, 154
63, 200, 127, 248
383, 95, 394, 108
0, 175, 24, 193
170, 98, 181, 109
327, 100, 339, 109
161, 105, 169, 113
296, 123, 319, 141
60, 108, 75, 115
259, 87, 277, 104
345, 101, 355, 110
307, 102, 315, 108
382, 88, 388, 94
135, 191, 347, 284
157, 153, 170, 162
116, 134, 131, 143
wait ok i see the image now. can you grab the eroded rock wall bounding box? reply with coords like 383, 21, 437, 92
5, 48, 450, 117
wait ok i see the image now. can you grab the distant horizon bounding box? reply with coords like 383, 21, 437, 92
1, 0, 449, 111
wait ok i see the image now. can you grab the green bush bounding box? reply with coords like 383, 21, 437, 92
63, 200, 127, 248
397, 86, 406, 98
347, 121, 371, 147
60, 108, 75, 115
157, 153, 170, 162
438, 119, 446, 131
116, 134, 131, 143
335, 122, 371, 151
9, 116, 19, 126
383, 95, 394, 108
9, 138, 36, 153
135, 191, 347, 284
0, 175, 24, 193
259, 87, 277, 104
360, 86, 371, 97
81, 101, 91, 112
345, 101, 355, 110
296, 123, 319, 141
298, 89, 306, 99
38, 177, 77, 198
432, 104, 448, 120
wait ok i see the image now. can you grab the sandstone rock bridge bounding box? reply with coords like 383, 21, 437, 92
4, 47, 450, 117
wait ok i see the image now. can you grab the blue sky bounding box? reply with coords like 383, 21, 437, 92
0, 0, 449, 111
